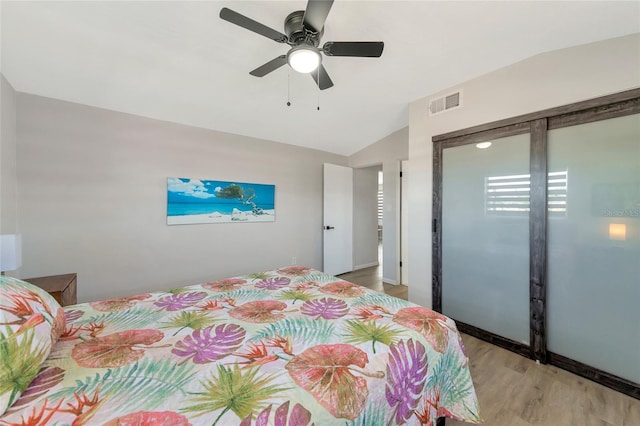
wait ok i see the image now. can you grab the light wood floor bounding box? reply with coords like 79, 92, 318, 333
339, 265, 408, 300
449, 334, 640, 426
340, 265, 640, 426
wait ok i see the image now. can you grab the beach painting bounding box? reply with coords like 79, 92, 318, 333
167, 177, 275, 225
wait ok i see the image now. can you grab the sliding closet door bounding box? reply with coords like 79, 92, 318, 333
547, 113, 640, 383
441, 133, 530, 345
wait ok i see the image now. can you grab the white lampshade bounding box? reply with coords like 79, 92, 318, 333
0, 234, 22, 272
287, 47, 321, 74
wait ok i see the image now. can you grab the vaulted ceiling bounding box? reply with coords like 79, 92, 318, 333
2, 1, 638, 155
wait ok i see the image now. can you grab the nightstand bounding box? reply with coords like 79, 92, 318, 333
25, 273, 77, 306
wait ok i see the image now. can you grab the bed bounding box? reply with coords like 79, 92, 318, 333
0, 267, 480, 425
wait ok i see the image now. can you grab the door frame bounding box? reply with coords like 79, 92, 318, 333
400, 160, 409, 285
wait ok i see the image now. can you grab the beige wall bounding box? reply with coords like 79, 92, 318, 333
17, 94, 347, 302
1, 75, 18, 235
408, 34, 640, 308
349, 127, 408, 284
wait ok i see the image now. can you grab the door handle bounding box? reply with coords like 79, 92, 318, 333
324, 226, 335, 230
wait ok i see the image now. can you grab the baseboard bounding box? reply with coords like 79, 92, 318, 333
353, 262, 379, 270
383, 278, 397, 285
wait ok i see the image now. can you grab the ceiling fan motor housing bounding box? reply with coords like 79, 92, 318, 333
285, 10, 322, 47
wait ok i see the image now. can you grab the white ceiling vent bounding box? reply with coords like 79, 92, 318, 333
428, 90, 462, 116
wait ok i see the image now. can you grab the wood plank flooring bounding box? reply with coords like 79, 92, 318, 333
339, 265, 408, 299
339, 265, 640, 426
449, 334, 640, 426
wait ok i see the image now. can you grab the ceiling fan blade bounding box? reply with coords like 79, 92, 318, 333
323, 41, 384, 57
303, 0, 334, 33
250, 55, 287, 77
310, 64, 334, 90
220, 8, 288, 43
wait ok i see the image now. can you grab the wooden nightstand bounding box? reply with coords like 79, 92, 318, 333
25, 273, 77, 307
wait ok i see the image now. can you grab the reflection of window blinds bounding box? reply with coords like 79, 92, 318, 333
547, 171, 568, 214
378, 188, 384, 221
485, 171, 567, 215
486, 173, 530, 214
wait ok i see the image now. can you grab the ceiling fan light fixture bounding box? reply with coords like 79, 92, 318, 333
287, 46, 321, 74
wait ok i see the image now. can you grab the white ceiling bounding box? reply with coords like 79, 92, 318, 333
2, 1, 639, 156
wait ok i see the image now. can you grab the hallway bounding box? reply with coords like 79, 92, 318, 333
338, 256, 408, 300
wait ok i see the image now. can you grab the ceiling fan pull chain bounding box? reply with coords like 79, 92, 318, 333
287, 70, 291, 107
317, 67, 320, 111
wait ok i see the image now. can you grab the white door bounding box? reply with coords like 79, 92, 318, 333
401, 160, 409, 285
323, 163, 353, 276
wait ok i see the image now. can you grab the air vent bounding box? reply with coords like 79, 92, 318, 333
428, 90, 462, 115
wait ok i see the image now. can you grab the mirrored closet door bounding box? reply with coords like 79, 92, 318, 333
441, 133, 531, 347
433, 89, 640, 398
547, 113, 640, 384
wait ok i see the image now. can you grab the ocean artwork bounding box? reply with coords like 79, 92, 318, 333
167, 177, 275, 225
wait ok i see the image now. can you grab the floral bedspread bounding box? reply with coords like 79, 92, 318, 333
1, 267, 480, 425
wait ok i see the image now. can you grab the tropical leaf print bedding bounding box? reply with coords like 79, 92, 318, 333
0, 267, 481, 425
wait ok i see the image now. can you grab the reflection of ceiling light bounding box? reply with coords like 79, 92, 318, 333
609, 223, 626, 240
476, 142, 492, 149
287, 46, 321, 74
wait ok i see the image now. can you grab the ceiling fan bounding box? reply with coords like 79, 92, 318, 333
219, 0, 384, 90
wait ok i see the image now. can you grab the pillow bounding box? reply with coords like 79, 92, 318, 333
0, 276, 66, 416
